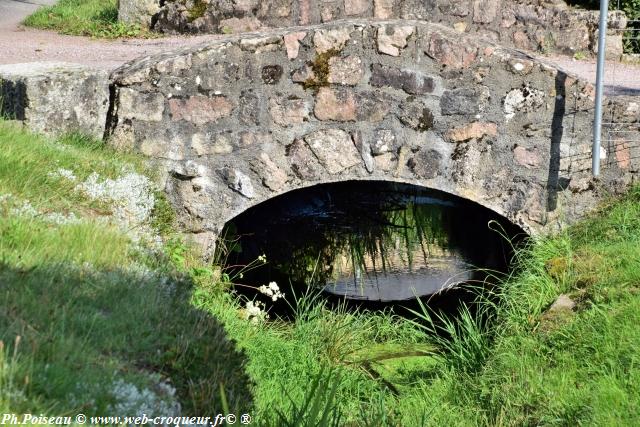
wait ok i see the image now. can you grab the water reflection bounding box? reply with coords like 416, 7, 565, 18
221, 181, 522, 307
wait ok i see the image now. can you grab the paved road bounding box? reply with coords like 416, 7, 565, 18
0, 0, 639, 96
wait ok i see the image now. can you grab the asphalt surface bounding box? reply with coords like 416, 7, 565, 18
0, 0, 638, 95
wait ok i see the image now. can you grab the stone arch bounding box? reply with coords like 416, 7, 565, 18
107, 19, 637, 253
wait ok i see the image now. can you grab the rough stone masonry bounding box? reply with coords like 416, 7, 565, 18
106, 19, 639, 255
119, 0, 627, 59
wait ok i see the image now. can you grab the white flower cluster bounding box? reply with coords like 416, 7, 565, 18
242, 300, 268, 324
76, 172, 155, 227
109, 377, 180, 417
2, 195, 80, 226
47, 168, 77, 181
258, 281, 285, 302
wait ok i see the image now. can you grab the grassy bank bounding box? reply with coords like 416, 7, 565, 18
1, 119, 639, 424
23, 0, 148, 39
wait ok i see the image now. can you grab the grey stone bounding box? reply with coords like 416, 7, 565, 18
287, 139, 321, 180
262, 65, 284, 85
352, 131, 374, 173
407, 149, 443, 179
118, 0, 160, 29
440, 88, 480, 115
0, 62, 109, 139
356, 91, 394, 123
303, 129, 361, 174
473, 0, 501, 24
370, 64, 435, 95
220, 168, 255, 199
371, 129, 397, 155
398, 100, 435, 132
328, 56, 365, 86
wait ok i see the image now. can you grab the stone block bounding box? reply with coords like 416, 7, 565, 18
118, 0, 161, 29
314, 88, 357, 121
0, 62, 109, 139
377, 25, 415, 57
303, 129, 361, 174
370, 64, 435, 95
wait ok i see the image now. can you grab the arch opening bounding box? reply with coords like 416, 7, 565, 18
218, 180, 527, 317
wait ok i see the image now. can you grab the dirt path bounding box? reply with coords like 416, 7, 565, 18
1, 0, 639, 96
0, 0, 225, 70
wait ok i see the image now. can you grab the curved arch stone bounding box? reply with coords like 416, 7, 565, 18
107, 20, 639, 255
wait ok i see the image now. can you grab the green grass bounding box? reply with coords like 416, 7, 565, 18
1, 118, 639, 424
23, 0, 151, 39
0, 121, 251, 415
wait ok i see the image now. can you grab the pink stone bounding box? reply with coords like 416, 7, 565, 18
377, 25, 415, 57
614, 140, 630, 169
426, 32, 478, 69
314, 88, 357, 121
169, 96, 234, 125
284, 31, 307, 60
269, 97, 311, 126
446, 122, 498, 142
513, 146, 541, 168
314, 28, 351, 54
374, 0, 394, 19
345, 0, 369, 15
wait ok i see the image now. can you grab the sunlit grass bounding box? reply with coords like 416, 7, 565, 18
23, 0, 154, 39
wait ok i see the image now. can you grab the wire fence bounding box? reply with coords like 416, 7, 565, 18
600, 6, 640, 174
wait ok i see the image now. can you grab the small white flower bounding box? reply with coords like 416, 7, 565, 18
48, 168, 77, 182
258, 281, 285, 301
242, 300, 268, 324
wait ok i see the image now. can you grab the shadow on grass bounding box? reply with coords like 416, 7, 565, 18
0, 261, 252, 415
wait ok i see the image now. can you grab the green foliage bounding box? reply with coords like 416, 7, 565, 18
274, 369, 343, 427
23, 0, 152, 39
150, 190, 176, 236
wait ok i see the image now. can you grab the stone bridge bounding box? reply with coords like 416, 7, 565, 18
106, 20, 639, 254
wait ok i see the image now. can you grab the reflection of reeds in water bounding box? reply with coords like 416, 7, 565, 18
281, 200, 456, 293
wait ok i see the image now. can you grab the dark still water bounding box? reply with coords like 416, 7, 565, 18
220, 181, 525, 315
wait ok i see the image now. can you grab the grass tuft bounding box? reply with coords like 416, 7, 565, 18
23, 0, 154, 39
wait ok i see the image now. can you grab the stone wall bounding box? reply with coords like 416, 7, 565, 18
119, 0, 627, 57
106, 19, 639, 255
0, 63, 109, 139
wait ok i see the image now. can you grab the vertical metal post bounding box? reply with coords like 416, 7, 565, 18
593, 0, 609, 177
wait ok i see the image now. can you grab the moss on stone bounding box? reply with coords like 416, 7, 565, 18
303, 48, 340, 91
187, 0, 208, 23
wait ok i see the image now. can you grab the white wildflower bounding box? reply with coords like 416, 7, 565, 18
47, 168, 77, 182
43, 211, 81, 225
242, 300, 268, 324
108, 376, 180, 417
76, 172, 155, 226
258, 281, 285, 302
11, 201, 39, 218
